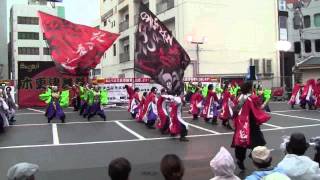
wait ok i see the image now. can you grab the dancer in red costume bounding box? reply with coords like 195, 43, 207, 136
168, 94, 189, 142
190, 88, 203, 120
288, 82, 302, 109
202, 84, 219, 125
315, 79, 320, 109
137, 87, 158, 128
300, 79, 316, 110
157, 89, 170, 134
136, 92, 147, 122
232, 81, 271, 171
219, 84, 235, 130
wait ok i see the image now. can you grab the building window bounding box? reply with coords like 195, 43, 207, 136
254, 59, 260, 73
279, 16, 287, 28
18, 47, 39, 55
103, 21, 107, 27
43, 33, 46, 40
43, 47, 50, 55
315, 39, 320, 52
304, 15, 311, 28
304, 40, 312, 53
314, 13, 320, 27
294, 42, 301, 54
93, 69, 101, 76
17, 16, 39, 25
18, 32, 39, 40
293, 11, 301, 29
266, 60, 272, 73
113, 44, 116, 56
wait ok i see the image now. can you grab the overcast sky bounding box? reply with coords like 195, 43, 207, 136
7, 0, 100, 25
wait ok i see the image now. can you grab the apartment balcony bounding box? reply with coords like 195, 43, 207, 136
118, 0, 125, 5
120, 52, 130, 63
119, 21, 129, 32
156, 0, 174, 15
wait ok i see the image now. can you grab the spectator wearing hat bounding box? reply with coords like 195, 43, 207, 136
7, 162, 39, 180
246, 146, 287, 180
277, 132, 320, 180
161, 154, 184, 180
210, 147, 240, 180
108, 157, 131, 180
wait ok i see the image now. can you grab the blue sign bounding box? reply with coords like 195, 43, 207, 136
48, 0, 63, 2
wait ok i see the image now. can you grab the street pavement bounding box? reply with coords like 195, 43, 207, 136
0, 102, 320, 180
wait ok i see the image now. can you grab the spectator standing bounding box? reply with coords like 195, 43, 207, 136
161, 154, 184, 180
210, 147, 240, 180
277, 133, 320, 180
108, 157, 131, 180
246, 146, 288, 180
7, 162, 39, 180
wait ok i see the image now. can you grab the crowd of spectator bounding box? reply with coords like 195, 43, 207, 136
6, 132, 320, 180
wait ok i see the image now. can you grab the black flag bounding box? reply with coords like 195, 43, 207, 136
135, 4, 190, 95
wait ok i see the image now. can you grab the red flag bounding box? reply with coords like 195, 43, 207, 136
38, 11, 119, 75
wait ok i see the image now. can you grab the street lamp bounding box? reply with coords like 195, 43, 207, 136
187, 36, 207, 77
276, 40, 292, 88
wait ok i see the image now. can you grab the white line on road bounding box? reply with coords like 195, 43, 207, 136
27, 108, 45, 113
271, 112, 320, 122
115, 121, 146, 140
3, 123, 320, 150
52, 124, 60, 145
263, 123, 282, 129
11, 120, 134, 127
187, 123, 220, 134
271, 109, 305, 113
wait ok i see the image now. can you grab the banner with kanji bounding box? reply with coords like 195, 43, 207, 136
18, 61, 87, 108
135, 4, 190, 95
38, 11, 119, 75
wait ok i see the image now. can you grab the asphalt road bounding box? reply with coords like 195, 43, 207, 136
0, 102, 320, 180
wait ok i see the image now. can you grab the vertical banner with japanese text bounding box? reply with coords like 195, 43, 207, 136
18, 61, 87, 107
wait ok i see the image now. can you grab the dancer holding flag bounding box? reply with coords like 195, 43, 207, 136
125, 85, 140, 119
219, 84, 235, 129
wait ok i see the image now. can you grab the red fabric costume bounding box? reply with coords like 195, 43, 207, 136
157, 95, 169, 129
125, 86, 136, 112
190, 92, 203, 115
202, 91, 219, 119
288, 83, 301, 105
137, 92, 157, 122
232, 94, 271, 148
315, 82, 320, 108
219, 90, 235, 121
301, 79, 316, 100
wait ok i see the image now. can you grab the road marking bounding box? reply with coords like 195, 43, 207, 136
115, 121, 146, 140
271, 109, 305, 113
3, 123, 320, 150
187, 123, 220, 134
52, 124, 60, 145
27, 108, 45, 113
271, 112, 320, 122
263, 123, 282, 129
11, 120, 134, 127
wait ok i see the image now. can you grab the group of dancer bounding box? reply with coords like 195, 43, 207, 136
189, 81, 271, 130
39, 83, 108, 123
124, 81, 271, 142
289, 78, 320, 110
0, 86, 18, 133
125, 85, 189, 141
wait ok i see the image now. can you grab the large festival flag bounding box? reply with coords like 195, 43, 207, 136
135, 4, 190, 95
38, 11, 119, 75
